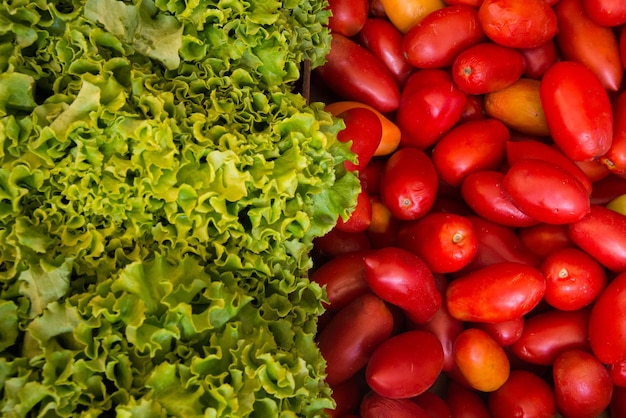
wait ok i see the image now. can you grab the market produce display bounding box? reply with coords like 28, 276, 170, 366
312, 0, 626, 417
0, 0, 361, 416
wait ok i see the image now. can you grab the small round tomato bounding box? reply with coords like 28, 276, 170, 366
588, 271, 626, 364
327, 0, 369, 36
452, 42, 526, 95
553, 349, 613, 418
502, 158, 591, 224
510, 308, 591, 366
397, 212, 478, 273
540, 247, 607, 311
366, 330, 444, 399
431, 118, 509, 187
478, 0, 558, 49
317, 293, 394, 386
379, 147, 439, 220
472, 317, 524, 347
488, 370, 556, 418
403, 5, 485, 69
453, 328, 510, 392
539, 61, 613, 162
446, 262, 546, 322
364, 247, 442, 323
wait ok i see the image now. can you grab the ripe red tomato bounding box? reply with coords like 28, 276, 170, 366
478, 0, 558, 49
552, 349, 613, 418
472, 317, 524, 347
488, 370, 557, 418
588, 271, 626, 364
539, 61, 613, 162
326, 374, 364, 418
397, 212, 478, 273
602, 91, 626, 176
431, 118, 509, 187
327, 0, 369, 36
519, 39, 559, 79
363, 247, 442, 323
460, 95, 486, 122
313, 228, 371, 259
336, 107, 382, 172
502, 158, 591, 224
461, 170, 539, 228
452, 42, 526, 95
366, 194, 402, 249
360, 391, 432, 418
610, 360, 626, 387
554, 0, 623, 92
568, 204, 626, 272
412, 392, 451, 418
336, 186, 372, 233
402, 5, 485, 69
315, 33, 401, 113
509, 308, 591, 366
365, 330, 444, 398
359, 18, 414, 87
583, 0, 626, 26
317, 293, 394, 386
518, 223, 575, 259
446, 262, 546, 322
540, 247, 607, 311
396, 73, 467, 149
310, 251, 371, 311
453, 328, 510, 392
379, 147, 439, 220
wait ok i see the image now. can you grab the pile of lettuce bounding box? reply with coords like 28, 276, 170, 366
0, 0, 360, 416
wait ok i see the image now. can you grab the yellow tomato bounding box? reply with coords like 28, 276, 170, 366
379, 0, 445, 33
607, 194, 626, 215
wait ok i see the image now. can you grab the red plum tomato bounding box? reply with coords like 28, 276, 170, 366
601, 91, 626, 176
583, 0, 626, 26
588, 271, 626, 364
518, 223, 575, 259
472, 317, 524, 347
488, 370, 557, 418
446, 380, 491, 418
519, 40, 558, 79
336, 107, 382, 172
360, 391, 432, 418
327, 0, 369, 37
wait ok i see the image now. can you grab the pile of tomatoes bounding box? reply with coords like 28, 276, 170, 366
309, 0, 626, 416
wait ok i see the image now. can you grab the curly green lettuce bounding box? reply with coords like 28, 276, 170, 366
0, 0, 360, 416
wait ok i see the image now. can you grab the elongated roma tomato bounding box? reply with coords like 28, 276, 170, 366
588, 271, 626, 364
478, 0, 558, 49
315, 33, 400, 113
540, 61, 613, 162
568, 204, 626, 272
317, 293, 394, 386
554, 0, 623, 92
452, 43, 526, 95
379, 147, 439, 220
446, 262, 546, 322
502, 158, 591, 224
402, 5, 485, 69
363, 247, 442, 323
366, 330, 444, 399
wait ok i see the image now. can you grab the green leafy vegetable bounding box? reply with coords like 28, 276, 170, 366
0, 0, 359, 416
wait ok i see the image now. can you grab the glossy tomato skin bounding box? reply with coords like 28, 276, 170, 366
397, 212, 478, 273
554, 0, 623, 92
453, 328, 510, 392
402, 5, 485, 69
540, 247, 607, 311
363, 247, 442, 323
461, 170, 539, 228
520, 39, 559, 79
583, 0, 626, 26
590, 174, 626, 205
400, 69, 454, 104
396, 75, 467, 149
452, 43, 526, 95
431, 118, 509, 187
360, 391, 432, 418
359, 18, 414, 88
446, 262, 546, 322
313, 228, 371, 260
411, 392, 451, 418
602, 91, 626, 176
365, 330, 444, 399
315, 33, 401, 113
568, 204, 626, 272
336, 107, 382, 172
588, 271, 626, 364
518, 223, 575, 259
472, 317, 524, 347
327, 0, 369, 36
539, 61, 613, 162
379, 147, 439, 220
478, 0, 558, 49
488, 370, 557, 418
317, 293, 394, 386
336, 186, 372, 233
553, 349, 613, 418
510, 308, 591, 366
502, 158, 591, 224
310, 251, 371, 311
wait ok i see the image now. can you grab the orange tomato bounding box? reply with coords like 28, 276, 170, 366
325, 101, 402, 156
378, 0, 445, 33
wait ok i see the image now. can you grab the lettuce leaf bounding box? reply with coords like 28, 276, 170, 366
0, 0, 358, 416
